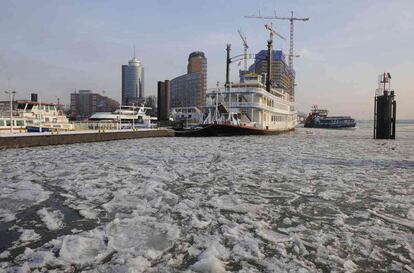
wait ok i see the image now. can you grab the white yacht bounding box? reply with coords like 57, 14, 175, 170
89, 105, 156, 128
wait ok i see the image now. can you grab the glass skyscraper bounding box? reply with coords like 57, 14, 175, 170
122, 57, 144, 105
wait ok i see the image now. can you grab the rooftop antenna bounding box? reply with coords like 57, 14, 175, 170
133, 45, 136, 58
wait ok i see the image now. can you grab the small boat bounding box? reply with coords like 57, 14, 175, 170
171, 106, 204, 130
304, 105, 356, 129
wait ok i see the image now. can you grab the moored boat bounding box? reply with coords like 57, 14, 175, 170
0, 100, 73, 133
176, 38, 297, 137
176, 73, 297, 137
15, 101, 74, 132
0, 117, 27, 133
89, 105, 156, 128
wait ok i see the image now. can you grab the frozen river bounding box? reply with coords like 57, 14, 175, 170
0, 124, 413, 272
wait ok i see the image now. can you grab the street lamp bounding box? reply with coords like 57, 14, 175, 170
4, 90, 16, 133
55, 96, 60, 110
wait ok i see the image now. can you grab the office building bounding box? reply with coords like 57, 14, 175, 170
70, 90, 119, 120
170, 51, 207, 111
122, 56, 144, 105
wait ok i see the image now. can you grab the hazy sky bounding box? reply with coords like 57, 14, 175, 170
0, 0, 413, 119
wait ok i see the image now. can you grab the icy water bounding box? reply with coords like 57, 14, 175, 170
0, 124, 413, 273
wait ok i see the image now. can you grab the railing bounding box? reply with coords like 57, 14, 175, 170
206, 86, 292, 101
206, 102, 290, 113
72, 122, 119, 130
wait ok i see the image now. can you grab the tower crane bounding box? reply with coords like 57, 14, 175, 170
264, 23, 286, 41
237, 29, 249, 71
245, 11, 309, 70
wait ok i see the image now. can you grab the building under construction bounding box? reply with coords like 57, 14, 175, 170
245, 50, 295, 97
242, 11, 309, 99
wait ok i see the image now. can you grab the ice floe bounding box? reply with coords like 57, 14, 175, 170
37, 208, 64, 231
1, 124, 413, 272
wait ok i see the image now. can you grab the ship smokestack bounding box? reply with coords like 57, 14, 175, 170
266, 40, 272, 93
225, 44, 231, 89
31, 93, 38, 102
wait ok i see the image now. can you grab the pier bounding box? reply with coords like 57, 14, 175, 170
0, 129, 174, 149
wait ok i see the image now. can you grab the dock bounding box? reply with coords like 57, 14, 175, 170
0, 129, 174, 149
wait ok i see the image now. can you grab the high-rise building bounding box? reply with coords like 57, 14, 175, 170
248, 50, 295, 97
122, 56, 144, 105
70, 90, 119, 120
170, 51, 207, 111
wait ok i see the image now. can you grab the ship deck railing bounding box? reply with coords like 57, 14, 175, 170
206, 86, 292, 101
206, 101, 293, 114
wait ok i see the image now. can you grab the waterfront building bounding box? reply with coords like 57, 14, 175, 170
122, 56, 145, 105
247, 50, 295, 97
170, 51, 207, 112
70, 90, 119, 120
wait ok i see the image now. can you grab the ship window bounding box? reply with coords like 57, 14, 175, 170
0, 120, 4, 126
16, 120, 24, 126
6, 120, 11, 126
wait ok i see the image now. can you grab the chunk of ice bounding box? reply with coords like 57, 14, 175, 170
37, 208, 64, 230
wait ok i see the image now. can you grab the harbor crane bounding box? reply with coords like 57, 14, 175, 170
237, 29, 249, 71
245, 11, 309, 69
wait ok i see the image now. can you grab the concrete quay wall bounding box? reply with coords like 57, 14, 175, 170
0, 129, 174, 149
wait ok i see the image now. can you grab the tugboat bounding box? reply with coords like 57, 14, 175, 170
304, 105, 356, 128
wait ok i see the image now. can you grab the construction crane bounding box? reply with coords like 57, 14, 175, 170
245, 11, 309, 70
237, 29, 249, 71
264, 23, 286, 41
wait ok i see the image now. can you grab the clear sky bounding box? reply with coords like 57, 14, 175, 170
0, 0, 413, 119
